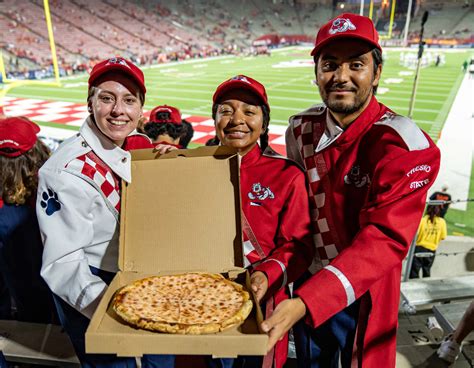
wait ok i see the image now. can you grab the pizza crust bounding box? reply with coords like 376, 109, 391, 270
112, 273, 253, 334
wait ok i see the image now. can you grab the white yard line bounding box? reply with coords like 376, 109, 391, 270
429, 73, 473, 211
266, 75, 312, 90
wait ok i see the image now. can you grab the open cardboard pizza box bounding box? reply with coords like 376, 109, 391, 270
86, 146, 268, 357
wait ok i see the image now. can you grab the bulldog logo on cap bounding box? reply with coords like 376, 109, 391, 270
231, 75, 251, 84
106, 57, 130, 69
329, 18, 356, 35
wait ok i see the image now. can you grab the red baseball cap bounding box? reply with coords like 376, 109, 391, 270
88, 57, 146, 95
311, 13, 382, 57
148, 105, 182, 125
0, 117, 40, 157
213, 75, 270, 111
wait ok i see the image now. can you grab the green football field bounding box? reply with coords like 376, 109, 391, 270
4, 47, 473, 236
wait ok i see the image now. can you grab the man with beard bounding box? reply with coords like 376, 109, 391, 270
260, 13, 441, 367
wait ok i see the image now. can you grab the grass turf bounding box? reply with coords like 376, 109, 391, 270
4, 47, 473, 235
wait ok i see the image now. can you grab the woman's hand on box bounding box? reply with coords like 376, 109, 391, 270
250, 271, 268, 303
154, 144, 178, 155
261, 298, 306, 352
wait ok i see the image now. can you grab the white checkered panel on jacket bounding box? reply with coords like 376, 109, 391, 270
292, 118, 340, 273
66, 152, 121, 211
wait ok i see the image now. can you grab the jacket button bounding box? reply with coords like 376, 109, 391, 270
81, 141, 87, 147
122, 157, 127, 163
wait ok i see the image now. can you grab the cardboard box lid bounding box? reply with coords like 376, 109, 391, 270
119, 146, 243, 274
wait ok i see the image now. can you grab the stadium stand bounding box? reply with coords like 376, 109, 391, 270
1, 1, 472, 77
410, 1, 472, 40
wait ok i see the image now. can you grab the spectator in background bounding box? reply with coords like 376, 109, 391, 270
438, 300, 474, 364
429, 184, 451, 217
144, 105, 194, 148
37, 57, 172, 368
0, 117, 56, 324
409, 205, 447, 279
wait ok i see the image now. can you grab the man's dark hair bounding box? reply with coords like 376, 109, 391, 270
211, 103, 271, 151
371, 48, 383, 94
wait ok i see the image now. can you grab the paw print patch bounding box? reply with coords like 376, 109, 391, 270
40, 188, 61, 216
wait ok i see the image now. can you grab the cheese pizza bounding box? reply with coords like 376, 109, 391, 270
112, 272, 253, 334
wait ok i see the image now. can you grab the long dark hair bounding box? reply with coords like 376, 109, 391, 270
211, 103, 271, 151
144, 122, 185, 141
179, 120, 194, 148
0, 140, 50, 205
426, 205, 441, 223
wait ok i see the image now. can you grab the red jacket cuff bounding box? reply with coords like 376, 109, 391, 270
294, 268, 349, 328
254, 259, 285, 297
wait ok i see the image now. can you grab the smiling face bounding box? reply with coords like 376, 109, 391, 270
88, 74, 143, 147
316, 39, 381, 127
214, 90, 264, 156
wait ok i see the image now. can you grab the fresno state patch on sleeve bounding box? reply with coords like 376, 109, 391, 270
406, 164, 432, 190
409, 179, 430, 190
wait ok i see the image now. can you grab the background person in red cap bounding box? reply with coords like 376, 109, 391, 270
205, 75, 314, 368
0, 117, 56, 326
36, 57, 173, 368
260, 13, 441, 368
144, 104, 194, 148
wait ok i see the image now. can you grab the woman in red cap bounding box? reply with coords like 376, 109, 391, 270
208, 75, 314, 368
36, 57, 173, 368
155, 76, 314, 368
0, 116, 56, 366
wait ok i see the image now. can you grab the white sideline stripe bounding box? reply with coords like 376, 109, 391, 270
325, 265, 356, 306
428, 73, 473, 211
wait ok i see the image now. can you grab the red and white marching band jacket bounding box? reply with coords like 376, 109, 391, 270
241, 144, 314, 368
38, 117, 152, 318
286, 97, 440, 367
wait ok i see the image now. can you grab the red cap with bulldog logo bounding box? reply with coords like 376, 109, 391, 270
213, 75, 270, 111
88, 57, 146, 95
148, 105, 182, 125
311, 13, 382, 57
0, 117, 40, 157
